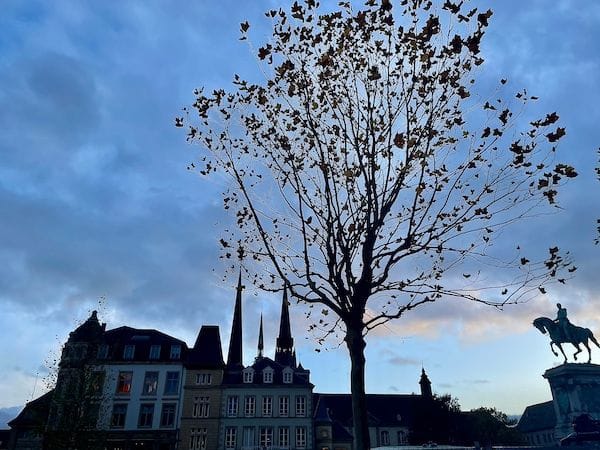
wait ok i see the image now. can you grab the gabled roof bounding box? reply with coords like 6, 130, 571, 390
8, 390, 53, 429
187, 325, 224, 368
516, 400, 556, 433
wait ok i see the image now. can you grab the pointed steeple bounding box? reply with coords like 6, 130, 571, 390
275, 285, 296, 367
256, 314, 264, 361
420, 367, 433, 398
227, 271, 244, 368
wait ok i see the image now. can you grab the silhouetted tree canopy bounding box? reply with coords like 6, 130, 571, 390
180, 1, 576, 448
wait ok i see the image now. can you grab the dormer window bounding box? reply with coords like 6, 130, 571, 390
170, 344, 181, 360
123, 345, 135, 360
283, 368, 293, 384
263, 368, 274, 383
97, 344, 109, 359
243, 368, 254, 384
149, 345, 161, 360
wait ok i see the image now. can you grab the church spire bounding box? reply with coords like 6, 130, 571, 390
227, 271, 244, 368
420, 367, 433, 398
275, 285, 296, 367
256, 314, 264, 361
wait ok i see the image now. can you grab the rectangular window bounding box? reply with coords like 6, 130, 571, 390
149, 344, 161, 359
138, 403, 154, 428
381, 430, 390, 446
116, 371, 133, 394
225, 427, 236, 449
123, 344, 135, 360
279, 396, 289, 417
279, 427, 289, 448
244, 396, 256, 417
295, 395, 306, 417
164, 371, 180, 395
97, 344, 109, 359
242, 427, 255, 447
110, 404, 127, 428
262, 396, 272, 417
142, 371, 159, 395
283, 371, 293, 383
227, 396, 239, 417
259, 427, 273, 447
88, 371, 105, 395
190, 427, 208, 450
296, 427, 306, 449
243, 371, 253, 383
170, 344, 181, 360
195, 373, 212, 385
263, 370, 273, 383
193, 396, 210, 418
160, 403, 176, 428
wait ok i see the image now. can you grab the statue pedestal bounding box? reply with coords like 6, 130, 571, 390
544, 363, 600, 439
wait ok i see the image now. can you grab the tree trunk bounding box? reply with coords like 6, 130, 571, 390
345, 325, 370, 450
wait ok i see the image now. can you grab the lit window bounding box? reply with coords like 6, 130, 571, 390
138, 403, 154, 428
160, 403, 176, 428
279, 427, 289, 448
149, 345, 161, 359
110, 404, 127, 428
259, 427, 273, 448
262, 396, 272, 417
279, 396, 289, 417
244, 396, 256, 417
295, 396, 306, 417
170, 344, 181, 360
123, 345, 135, 360
193, 396, 210, 418
227, 396, 239, 417
190, 427, 208, 450
196, 373, 212, 385
142, 371, 159, 395
116, 371, 133, 394
296, 427, 306, 449
225, 427, 237, 449
164, 371, 180, 395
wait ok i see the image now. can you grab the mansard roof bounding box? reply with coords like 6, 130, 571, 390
187, 325, 225, 369
100, 326, 188, 363
223, 356, 312, 386
313, 393, 423, 428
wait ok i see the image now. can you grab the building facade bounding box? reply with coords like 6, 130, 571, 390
217, 281, 314, 450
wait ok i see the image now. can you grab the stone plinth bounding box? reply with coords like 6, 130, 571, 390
544, 363, 600, 439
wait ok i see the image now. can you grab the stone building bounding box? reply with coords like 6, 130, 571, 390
179, 325, 225, 450
217, 281, 314, 450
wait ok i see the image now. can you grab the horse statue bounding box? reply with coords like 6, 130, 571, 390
533, 316, 600, 363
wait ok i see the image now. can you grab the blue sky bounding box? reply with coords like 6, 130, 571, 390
1, 0, 599, 418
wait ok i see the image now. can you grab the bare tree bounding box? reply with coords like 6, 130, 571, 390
180, 1, 576, 448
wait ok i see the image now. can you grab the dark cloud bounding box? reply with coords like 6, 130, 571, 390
1, 0, 599, 414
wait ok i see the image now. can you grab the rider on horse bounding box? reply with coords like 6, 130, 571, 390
555, 303, 572, 342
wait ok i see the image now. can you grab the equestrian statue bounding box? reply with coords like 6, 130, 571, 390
533, 303, 600, 363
